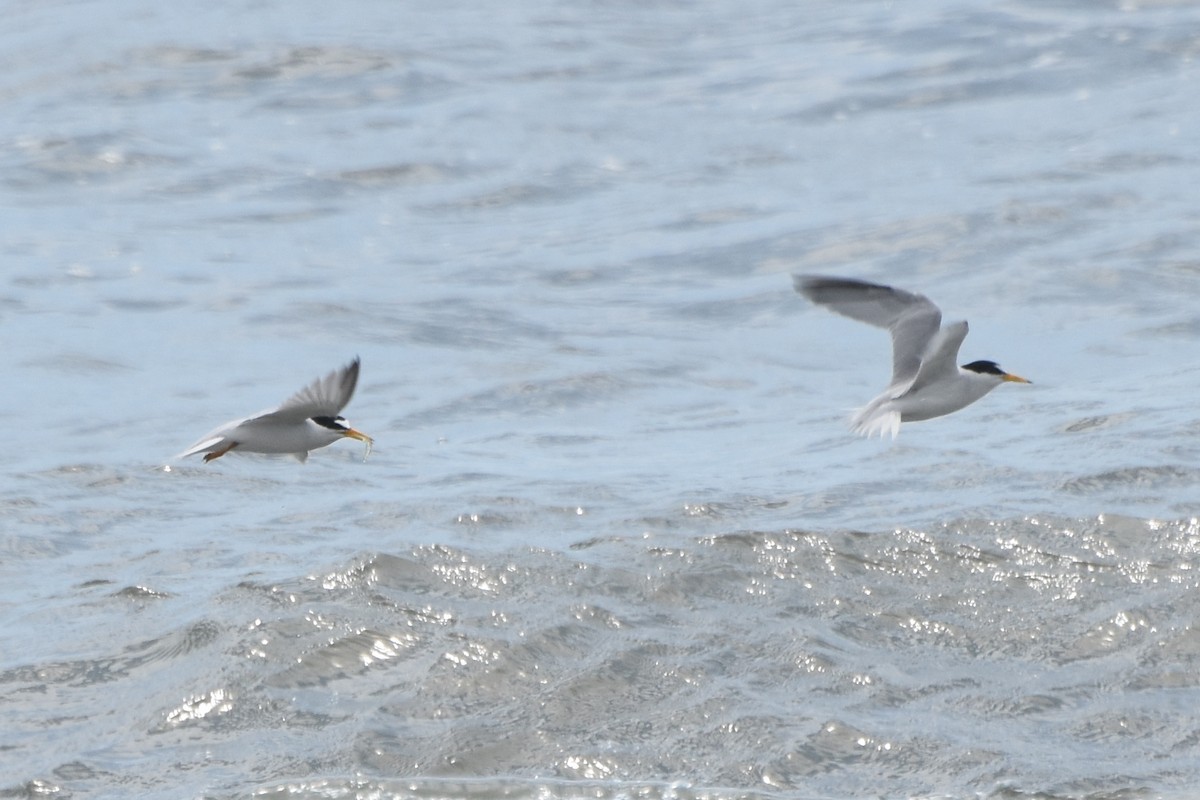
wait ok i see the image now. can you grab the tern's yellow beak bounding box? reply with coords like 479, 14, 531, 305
342, 427, 373, 444
341, 427, 373, 461
1002, 373, 1031, 384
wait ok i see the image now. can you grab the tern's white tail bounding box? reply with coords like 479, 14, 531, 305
849, 404, 901, 439
176, 435, 225, 461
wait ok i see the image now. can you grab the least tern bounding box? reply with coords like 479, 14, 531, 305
178, 358, 373, 463
793, 275, 1030, 438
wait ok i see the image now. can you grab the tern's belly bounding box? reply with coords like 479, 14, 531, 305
239, 419, 333, 453
897, 383, 993, 422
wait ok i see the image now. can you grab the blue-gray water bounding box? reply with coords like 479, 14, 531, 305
3, 1, 1200, 798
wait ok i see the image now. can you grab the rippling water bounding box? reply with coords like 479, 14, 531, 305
3, 1, 1200, 798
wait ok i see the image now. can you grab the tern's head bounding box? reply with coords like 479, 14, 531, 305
311, 414, 374, 444
962, 360, 1031, 384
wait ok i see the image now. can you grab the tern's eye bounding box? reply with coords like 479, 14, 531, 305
312, 415, 346, 431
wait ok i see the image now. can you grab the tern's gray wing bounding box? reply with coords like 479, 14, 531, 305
793, 275, 942, 390
258, 358, 361, 423
908, 320, 969, 392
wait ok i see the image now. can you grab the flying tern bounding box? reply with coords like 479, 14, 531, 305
793, 275, 1030, 438
178, 358, 373, 463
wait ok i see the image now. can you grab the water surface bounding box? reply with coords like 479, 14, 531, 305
3, 1, 1200, 798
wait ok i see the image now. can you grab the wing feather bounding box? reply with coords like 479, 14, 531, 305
793, 275, 942, 391
908, 320, 969, 392
260, 358, 361, 424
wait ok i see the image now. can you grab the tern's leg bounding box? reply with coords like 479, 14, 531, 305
203, 442, 239, 462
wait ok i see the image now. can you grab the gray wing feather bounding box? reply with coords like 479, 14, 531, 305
259, 358, 361, 423
908, 320, 969, 391
793, 275, 942, 390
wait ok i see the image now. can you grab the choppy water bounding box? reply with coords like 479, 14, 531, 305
3, 1, 1200, 798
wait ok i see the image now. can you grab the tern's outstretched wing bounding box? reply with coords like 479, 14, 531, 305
793, 275, 942, 392
260, 358, 361, 423
908, 320, 969, 392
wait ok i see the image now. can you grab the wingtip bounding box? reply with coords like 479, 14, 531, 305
343, 356, 361, 389
791, 273, 819, 295
792, 273, 876, 302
